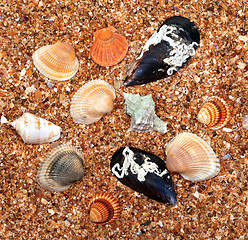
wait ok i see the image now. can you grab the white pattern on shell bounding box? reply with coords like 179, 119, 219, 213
136, 24, 198, 75
112, 147, 168, 182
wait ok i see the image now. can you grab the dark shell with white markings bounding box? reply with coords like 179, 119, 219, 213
124, 16, 200, 86
110, 147, 176, 205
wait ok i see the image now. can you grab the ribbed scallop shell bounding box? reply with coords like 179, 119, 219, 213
242, 116, 248, 130
89, 193, 120, 225
37, 144, 84, 191
165, 132, 220, 181
70, 80, 116, 124
32, 41, 79, 81
10, 113, 61, 144
91, 26, 128, 67
197, 97, 230, 130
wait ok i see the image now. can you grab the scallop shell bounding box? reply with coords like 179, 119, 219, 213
9, 113, 61, 144
197, 97, 230, 130
91, 26, 128, 67
242, 116, 248, 130
89, 193, 120, 225
37, 144, 84, 191
165, 132, 220, 181
70, 80, 116, 124
32, 41, 79, 81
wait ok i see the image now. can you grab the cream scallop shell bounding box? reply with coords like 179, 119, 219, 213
197, 97, 230, 130
165, 132, 220, 181
89, 193, 120, 225
37, 144, 84, 192
10, 113, 61, 144
70, 80, 116, 124
32, 41, 79, 81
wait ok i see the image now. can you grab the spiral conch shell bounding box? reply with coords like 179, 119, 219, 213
197, 97, 230, 130
70, 80, 116, 124
3, 113, 61, 144
165, 132, 220, 181
32, 41, 79, 81
91, 26, 128, 67
37, 144, 84, 192
89, 193, 120, 225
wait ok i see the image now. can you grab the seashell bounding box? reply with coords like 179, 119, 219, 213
70, 80, 116, 124
37, 144, 84, 191
165, 132, 220, 181
88, 193, 120, 225
4, 113, 61, 144
124, 93, 167, 133
124, 16, 200, 86
110, 147, 177, 205
32, 41, 79, 81
242, 116, 248, 130
91, 26, 128, 67
197, 97, 230, 130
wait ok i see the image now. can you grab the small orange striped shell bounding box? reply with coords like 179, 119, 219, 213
197, 97, 230, 130
165, 132, 220, 182
91, 26, 128, 67
32, 41, 79, 81
89, 193, 120, 225
70, 80, 116, 124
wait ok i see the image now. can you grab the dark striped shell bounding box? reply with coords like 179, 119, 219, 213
37, 144, 84, 191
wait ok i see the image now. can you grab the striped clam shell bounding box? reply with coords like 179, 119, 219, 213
10, 113, 61, 144
197, 97, 230, 130
32, 41, 79, 81
70, 80, 116, 124
91, 26, 128, 67
165, 132, 220, 181
89, 193, 120, 225
37, 144, 84, 191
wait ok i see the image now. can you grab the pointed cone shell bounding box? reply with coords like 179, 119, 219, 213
10, 113, 61, 144
89, 193, 120, 225
91, 26, 128, 67
32, 41, 79, 81
70, 80, 116, 124
197, 97, 230, 130
165, 132, 220, 181
37, 144, 84, 191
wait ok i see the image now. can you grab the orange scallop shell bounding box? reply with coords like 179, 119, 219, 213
32, 41, 79, 81
197, 97, 230, 130
91, 26, 128, 67
88, 193, 120, 225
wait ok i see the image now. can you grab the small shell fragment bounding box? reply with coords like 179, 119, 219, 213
91, 26, 128, 67
165, 132, 220, 181
6, 113, 61, 144
32, 41, 79, 81
124, 93, 167, 133
197, 96, 230, 130
242, 116, 248, 130
70, 80, 116, 124
37, 144, 84, 192
89, 193, 120, 225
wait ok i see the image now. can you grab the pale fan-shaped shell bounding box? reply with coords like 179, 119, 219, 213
197, 97, 230, 130
10, 113, 61, 144
37, 144, 84, 192
70, 80, 116, 124
32, 41, 79, 81
89, 193, 120, 225
242, 116, 248, 130
91, 26, 128, 67
165, 132, 220, 181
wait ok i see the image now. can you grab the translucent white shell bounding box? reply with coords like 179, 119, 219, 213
70, 80, 116, 124
32, 41, 79, 81
10, 113, 61, 144
124, 93, 167, 133
37, 144, 84, 192
165, 132, 220, 181
197, 97, 230, 130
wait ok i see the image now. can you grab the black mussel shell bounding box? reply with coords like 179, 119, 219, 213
124, 16, 200, 86
110, 147, 177, 205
